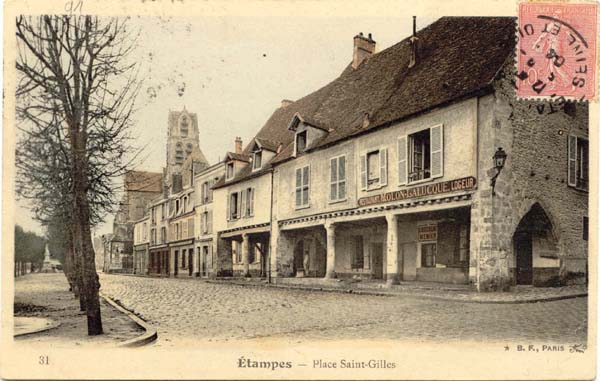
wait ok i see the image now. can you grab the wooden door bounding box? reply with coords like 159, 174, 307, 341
515, 232, 533, 285
371, 242, 384, 279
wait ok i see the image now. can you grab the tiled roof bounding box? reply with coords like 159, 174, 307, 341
226, 152, 251, 162
254, 137, 281, 152
124, 171, 163, 193
216, 17, 516, 187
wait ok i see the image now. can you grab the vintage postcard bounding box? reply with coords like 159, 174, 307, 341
1, 0, 598, 379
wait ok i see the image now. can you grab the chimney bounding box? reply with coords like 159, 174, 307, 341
281, 99, 294, 108
352, 32, 376, 69
235, 136, 243, 154
408, 16, 419, 69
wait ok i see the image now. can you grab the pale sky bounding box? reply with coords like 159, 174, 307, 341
15, 15, 436, 237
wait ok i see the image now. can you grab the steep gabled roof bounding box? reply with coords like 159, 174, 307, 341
216, 17, 516, 187
124, 170, 163, 193
226, 152, 251, 163
254, 137, 281, 152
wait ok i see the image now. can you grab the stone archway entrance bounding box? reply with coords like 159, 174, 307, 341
512, 203, 559, 286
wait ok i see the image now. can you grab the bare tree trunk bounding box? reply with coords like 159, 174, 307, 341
73, 133, 102, 335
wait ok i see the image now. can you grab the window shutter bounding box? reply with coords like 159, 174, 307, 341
295, 168, 301, 207
330, 158, 337, 201
236, 192, 242, 219
379, 148, 388, 186
398, 136, 407, 185
250, 188, 254, 216
226, 194, 231, 221
360, 154, 367, 190
208, 210, 212, 233
430, 124, 444, 179
240, 189, 246, 218
568, 135, 577, 187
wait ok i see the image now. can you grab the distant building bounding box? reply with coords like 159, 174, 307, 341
105, 171, 163, 273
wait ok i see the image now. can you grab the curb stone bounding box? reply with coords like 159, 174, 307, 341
99, 292, 158, 347
204, 279, 588, 304
14, 318, 61, 337
102, 272, 587, 304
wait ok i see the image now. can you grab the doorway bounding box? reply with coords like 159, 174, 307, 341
174, 250, 179, 276
371, 242, 384, 279
293, 240, 304, 276
202, 246, 209, 277
514, 231, 533, 285
189, 250, 194, 276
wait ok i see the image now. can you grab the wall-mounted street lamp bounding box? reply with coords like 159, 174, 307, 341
491, 147, 507, 196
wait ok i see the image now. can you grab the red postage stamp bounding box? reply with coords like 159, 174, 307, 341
517, 2, 598, 101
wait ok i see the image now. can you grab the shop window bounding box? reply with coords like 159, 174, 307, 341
295, 166, 310, 208
330, 155, 347, 202
568, 135, 588, 191
456, 224, 469, 263
421, 243, 437, 268
351, 236, 364, 269
226, 162, 234, 180
360, 149, 387, 190
399, 124, 443, 185
182, 249, 186, 268
295, 130, 307, 154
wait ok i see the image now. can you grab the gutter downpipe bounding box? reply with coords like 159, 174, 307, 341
268, 169, 274, 284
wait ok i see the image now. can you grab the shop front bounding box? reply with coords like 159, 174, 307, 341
170, 239, 195, 277
149, 245, 169, 276
133, 244, 149, 275
218, 225, 270, 278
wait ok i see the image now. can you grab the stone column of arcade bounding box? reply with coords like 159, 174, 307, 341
242, 233, 251, 277
385, 214, 400, 286
324, 222, 337, 279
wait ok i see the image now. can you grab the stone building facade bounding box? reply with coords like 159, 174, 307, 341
208, 17, 588, 291
106, 171, 163, 273
126, 18, 589, 292
194, 162, 225, 277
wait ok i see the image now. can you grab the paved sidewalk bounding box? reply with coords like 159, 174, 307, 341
206, 277, 588, 303
14, 273, 144, 347
14, 317, 60, 336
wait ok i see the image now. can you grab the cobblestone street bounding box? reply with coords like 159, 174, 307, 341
99, 274, 587, 347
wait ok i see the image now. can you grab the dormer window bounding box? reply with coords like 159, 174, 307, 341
226, 162, 234, 180
252, 150, 262, 171
296, 130, 307, 154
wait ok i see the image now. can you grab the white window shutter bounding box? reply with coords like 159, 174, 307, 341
380, 148, 388, 186
226, 194, 231, 221
330, 158, 337, 201
237, 191, 243, 219
430, 124, 444, 179
568, 135, 578, 187
250, 188, 255, 216
398, 136, 407, 185
240, 189, 246, 217
360, 154, 367, 190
